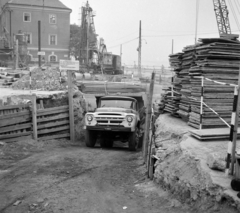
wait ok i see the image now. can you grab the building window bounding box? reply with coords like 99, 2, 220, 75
24, 33, 32, 44
49, 55, 57, 62
49, 14, 57, 24
49, 35, 57, 45
23, 12, 31, 22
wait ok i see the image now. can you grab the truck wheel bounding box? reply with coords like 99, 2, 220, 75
85, 130, 97, 147
128, 127, 139, 151
100, 139, 113, 148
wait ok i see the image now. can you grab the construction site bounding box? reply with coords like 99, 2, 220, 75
1, 0, 240, 212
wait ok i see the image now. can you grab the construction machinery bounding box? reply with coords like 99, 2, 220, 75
212, 0, 238, 39
79, 1, 123, 75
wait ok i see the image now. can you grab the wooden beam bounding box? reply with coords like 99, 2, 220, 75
37, 120, 69, 130
38, 125, 70, 135
0, 104, 29, 110
0, 111, 30, 119
143, 72, 155, 164
37, 105, 69, 116
38, 133, 70, 141
68, 70, 75, 142
32, 93, 38, 140
37, 113, 69, 123
0, 123, 31, 134
0, 132, 31, 140
0, 115, 31, 128
4, 135, 32, 143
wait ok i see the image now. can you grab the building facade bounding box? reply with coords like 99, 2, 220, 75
0, 0, 72, 64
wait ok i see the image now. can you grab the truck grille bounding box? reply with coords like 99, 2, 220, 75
96, 116, 124, 126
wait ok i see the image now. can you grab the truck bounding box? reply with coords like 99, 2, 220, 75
84, 93, 146, 151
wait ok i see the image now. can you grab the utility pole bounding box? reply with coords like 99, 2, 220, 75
15, 38, 19, 69
38, 20, 41, 68
138, 20, 142, 78
120, 44, 122, 58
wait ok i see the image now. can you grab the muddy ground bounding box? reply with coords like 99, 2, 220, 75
0, 138, 236, 213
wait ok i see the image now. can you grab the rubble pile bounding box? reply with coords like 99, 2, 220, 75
11, 67, 68, 91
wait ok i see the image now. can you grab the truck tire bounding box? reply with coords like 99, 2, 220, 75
85, 130, 97, 147
128, 127, 139, 151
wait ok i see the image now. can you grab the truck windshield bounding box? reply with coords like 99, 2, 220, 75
100, 99, 134, 109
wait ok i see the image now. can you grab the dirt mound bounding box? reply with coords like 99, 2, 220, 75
11, 67, 68, 91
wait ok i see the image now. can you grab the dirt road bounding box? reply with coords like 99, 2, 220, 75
0, 139, 192, 213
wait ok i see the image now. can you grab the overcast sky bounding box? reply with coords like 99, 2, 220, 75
60, 0, 240, 68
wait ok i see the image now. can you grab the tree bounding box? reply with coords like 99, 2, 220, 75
69, 24, 81, 60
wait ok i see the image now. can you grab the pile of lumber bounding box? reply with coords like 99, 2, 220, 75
0, 71, 23, 86
77, 81, 146, 94
189, 128, 240, 140
188, 38, 240, 129
161, 53, 182, 116
12, 67, 68, 91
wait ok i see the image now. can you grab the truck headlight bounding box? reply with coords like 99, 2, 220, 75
87, 115, 93, 121
126, 116, 133, 122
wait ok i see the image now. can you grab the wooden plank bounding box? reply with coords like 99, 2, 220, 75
189, 128, 240, 137
0, 111, 30, 119
0, 123, 31, 134
38, 125, 70, 135
37, 120, 69, 130
37, 113, 69, 123
4, 135, 32, 143
0, 131, 31, 140
38, 133, 70, 141
0, 104, 29, 110
37, 105, 69, 116
68, 70, 75, 142
0, 115, 31, 128
32, 94, 38, 140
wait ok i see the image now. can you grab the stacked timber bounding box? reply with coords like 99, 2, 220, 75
12, 67, 67, 91
176, 45, 197, 121
77, 81, 146, 94
188, 38, 240, 128
161, 53, 182, 116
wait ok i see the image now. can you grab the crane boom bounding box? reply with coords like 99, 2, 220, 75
212, 0, 231, 35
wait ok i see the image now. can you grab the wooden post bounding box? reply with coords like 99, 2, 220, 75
32, 93, 38, 140
149, 147, 155, 180
230, 70, 240, 175
67, 70, 75, 142
143, 72, 155, 163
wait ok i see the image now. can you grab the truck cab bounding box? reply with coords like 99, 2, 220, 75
84, 96, 141, 151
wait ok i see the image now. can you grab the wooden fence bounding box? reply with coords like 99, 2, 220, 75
0, 95, 71, 142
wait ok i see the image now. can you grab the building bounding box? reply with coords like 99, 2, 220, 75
0, 0, 72, 65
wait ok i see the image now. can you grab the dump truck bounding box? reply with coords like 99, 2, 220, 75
81, 82, 147, 151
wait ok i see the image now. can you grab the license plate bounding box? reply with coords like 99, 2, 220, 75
105, 127, 111, 131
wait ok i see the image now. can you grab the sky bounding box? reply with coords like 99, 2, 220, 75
60, 0, 240, 68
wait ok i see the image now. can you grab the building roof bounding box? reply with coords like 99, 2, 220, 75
7, 0, 72, 11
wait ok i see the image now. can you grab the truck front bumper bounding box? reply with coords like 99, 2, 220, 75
86, 125, 132, 132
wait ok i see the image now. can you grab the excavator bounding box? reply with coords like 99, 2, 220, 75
79, 1, 123, 75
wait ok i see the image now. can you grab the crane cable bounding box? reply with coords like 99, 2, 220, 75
227, 0, 240, 31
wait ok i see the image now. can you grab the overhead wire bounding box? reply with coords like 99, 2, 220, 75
227, 0, 240, 31
107, 37, 138, 49
233, 0, 240, 14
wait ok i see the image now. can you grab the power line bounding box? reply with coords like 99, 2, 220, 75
107, 37, 138, 49
233, 0, 240, 14
107, 31, 138, 43
227, 0, 240, 31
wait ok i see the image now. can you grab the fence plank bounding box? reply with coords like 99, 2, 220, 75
0, 123, 31, 134
37, 106, 69, 116
38, 125, 69, 135
0, 104, 29, 111
0, 115, 31, 127
0, 111, 30, 119
38, 133, 70, 141
37, 113, 69, 123
0, 131, 31, 140
4, 135, 32, 143
37, 120, 69, 130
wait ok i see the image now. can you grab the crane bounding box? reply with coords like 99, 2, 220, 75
212, 0, 238, 39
